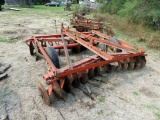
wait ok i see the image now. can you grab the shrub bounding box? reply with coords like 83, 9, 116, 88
0, 0, 5, 11
99, 0, 160, 30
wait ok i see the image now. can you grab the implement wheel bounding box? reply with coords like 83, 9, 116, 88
45, 47, 60, 68
37, 82, 50, 106
107, 38, 122, 53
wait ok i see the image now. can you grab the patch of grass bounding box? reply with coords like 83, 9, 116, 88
93, 12, 160, 51
1, 5, 73, 19
143, 104, 160, 119
155, 112, 160, 120
133, 91, 139, 96
0, 38, 5, 42
99, 0, 160, 30
97, 109, 103, 115
71, 59, 75, 63
97, 95, 105, 103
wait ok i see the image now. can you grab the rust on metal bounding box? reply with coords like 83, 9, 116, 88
25, 24, 147, 105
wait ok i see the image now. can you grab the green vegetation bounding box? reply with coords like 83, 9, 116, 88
0, 0, 4, 11
97, 95, 105, 103
1, 5, 73, 18
93, 12, 160, 50
0, 38, 5, 42
97, 109, 103, 115
143, 104, 160, 119
99, 0, 160, 30
133, 91, 139, 96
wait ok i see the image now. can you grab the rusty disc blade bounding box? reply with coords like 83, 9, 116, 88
72, 74, 80, 88
134, 57, 141, 69
101, 65, 107, 74
128, 61, 135, 70
29, 42, 34, 56
80, 72, 89, 84
72, 46, 81, 53
75, 46, 81, 53
63, 76, 72, 93
115, 63, 122, 72
94, 66, 101, 76
48, 42, 53, 46
122, 62, 128, 71
140, 56, 146, 69
88, 68, 95, 80
41, 41, 47, 47
37, 82, 50, 106
134, 62, 141, 69
106, 64, 115, 73
53, 81, 62, 99
76, 26, 84, 32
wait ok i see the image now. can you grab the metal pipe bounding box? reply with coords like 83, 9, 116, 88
61, 31, 73, 70
53, 43, 79, 49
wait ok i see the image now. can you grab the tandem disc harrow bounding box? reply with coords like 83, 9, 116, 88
25, 25, 146, 106
70, 13, 114, 36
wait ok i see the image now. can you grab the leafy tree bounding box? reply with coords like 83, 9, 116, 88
0, 0, 5, 11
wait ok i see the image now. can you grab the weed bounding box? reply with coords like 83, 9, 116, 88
97, 95, 105, 103
71, 59, 75, 63
133, 91, 139, 96
93, 13, 160, 50
143, 104, 160, 119
0, 38, 5, 42
155, 112, 160, 120
97, 109, 103, 115
99, 0, 160, 30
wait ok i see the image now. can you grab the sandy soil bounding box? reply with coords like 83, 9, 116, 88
0, 10, 160, 120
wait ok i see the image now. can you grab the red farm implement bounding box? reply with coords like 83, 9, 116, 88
25, 25, 146, 105
70, 13, 114, 36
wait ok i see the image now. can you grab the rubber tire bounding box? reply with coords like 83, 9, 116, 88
108, 38, 122, 52
45, 47, 60, 68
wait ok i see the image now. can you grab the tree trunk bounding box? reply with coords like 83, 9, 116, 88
77, 0, 79, 4
0, 5, 2, 11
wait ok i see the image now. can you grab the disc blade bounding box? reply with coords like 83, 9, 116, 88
37, 82, 50, 106
72, 74, 80, 88
115, 63, 122, 72
140, 56, 146, 69
80, 72, 89, 84
88, 68, 95, 80
53, 81, 62, 98
94, 66, 101, 76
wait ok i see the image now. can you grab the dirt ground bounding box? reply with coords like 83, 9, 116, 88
0, 8, 160, 120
